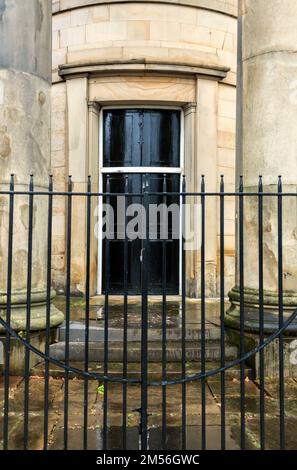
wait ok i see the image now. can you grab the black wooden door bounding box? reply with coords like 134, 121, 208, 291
102, 109, 180, 294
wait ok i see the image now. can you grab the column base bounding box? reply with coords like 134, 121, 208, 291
225, 328, 297, 379
226, 286, 297, 335
0, 329, 59, 376
0, 288, 64, 333
0, 289, 64, 375
225, 287, 297, 378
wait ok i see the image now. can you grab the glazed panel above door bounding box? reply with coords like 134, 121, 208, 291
103, 109, 181, 168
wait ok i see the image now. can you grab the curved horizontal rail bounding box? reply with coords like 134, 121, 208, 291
1, 308, 296, 386
0, 190, 297, 197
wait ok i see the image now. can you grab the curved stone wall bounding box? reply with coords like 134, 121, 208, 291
52, 1, 237, 83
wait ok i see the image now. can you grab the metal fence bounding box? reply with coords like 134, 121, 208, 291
0, 174, 297, 451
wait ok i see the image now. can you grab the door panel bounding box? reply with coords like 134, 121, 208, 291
102, 109, 181, 295
142, 110, 180, 167
103, 110, 142, 167
102, 173, 180, 294
103, 109, 180, 167
102, 173, 142, 294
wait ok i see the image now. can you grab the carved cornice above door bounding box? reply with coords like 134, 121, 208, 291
58, 59, 229, 81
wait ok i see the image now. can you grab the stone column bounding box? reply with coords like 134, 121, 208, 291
0, 1, 63, 346
226, 0, 297, 336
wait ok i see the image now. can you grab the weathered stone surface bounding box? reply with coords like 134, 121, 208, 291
48, 296, 240, 368
208, 377, 259, 397
0, 376, 23, 406
49, 427, 102, 450
8, 377, 63, 413
0, 0, 51, 81
32, 360, 253, 382
242, 416, 297, 450
257, 378, 297, 399
0, 330, 59, 376
227, 0, 297, 343
0, 1, 64, 340
89, 75, 196, 103
2, 374, 297, 450
49, 340, 238, 363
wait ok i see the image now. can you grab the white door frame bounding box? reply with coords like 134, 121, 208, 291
97, 105, 185, 295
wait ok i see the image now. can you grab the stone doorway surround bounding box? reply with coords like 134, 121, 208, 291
60, 61, 229, 297
51, 0, 238, 299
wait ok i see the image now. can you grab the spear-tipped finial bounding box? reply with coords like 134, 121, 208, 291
49, 174, 53, 191
29, 174, 34, 191
258, 175, 263, 192
182, 174, 186, 192
239, 175, 243, 192
68, 175, 72, 192
9, 174, 14, 191
201, 174, 205, 193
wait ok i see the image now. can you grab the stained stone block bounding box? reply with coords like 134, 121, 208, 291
242, 416, 297, 450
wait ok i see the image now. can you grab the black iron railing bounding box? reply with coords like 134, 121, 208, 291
0, 174, 297, 451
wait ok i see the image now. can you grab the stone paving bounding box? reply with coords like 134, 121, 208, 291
1, 296, 296, 450
1, 374, 297, 450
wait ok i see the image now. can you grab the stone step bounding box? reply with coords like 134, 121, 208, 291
58, 321, 222, 342
31, 361, 254, 381
49, 340, 238, 363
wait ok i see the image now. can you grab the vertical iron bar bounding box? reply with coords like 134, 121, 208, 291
141, 173, 149, 450
161, 174, 167, 450
278, 176, 285, 449
103, 174, 111, 450
220, 175, 226, 450
201, 175, 206, 450
239, 175, 245, 450
122, 175, 129, 450
3, 174, 14, 451
64, 175, 72, 450
24, 175, 34, 450
258, 176, 265, 450
44, 175, 53, 450
83, 176, 92, 450
181, 175, 187, 450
